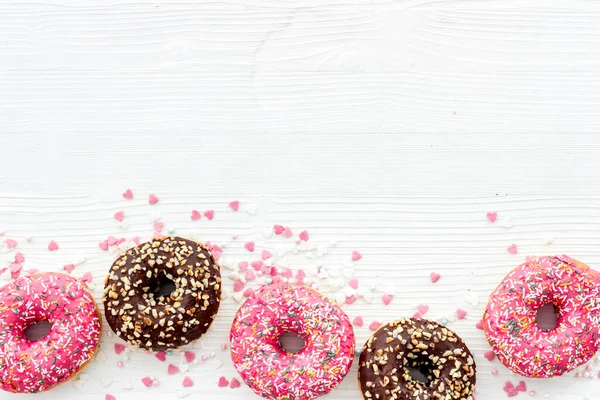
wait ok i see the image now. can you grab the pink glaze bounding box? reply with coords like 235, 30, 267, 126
230, 283, 355, 399
483, 255, 600, 378
0, 273, 101, 393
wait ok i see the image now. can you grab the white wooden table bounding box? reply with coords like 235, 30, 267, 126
1, 1, 600, 399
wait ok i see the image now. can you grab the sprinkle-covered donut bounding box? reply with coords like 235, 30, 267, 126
358, 318, 476, 400
103, 236, 222, 351
0, 273, 101, 393
230, 283, 355, 399
483, 255, 600, 378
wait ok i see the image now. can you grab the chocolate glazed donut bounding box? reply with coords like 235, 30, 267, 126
103, 236, 222, 351
358, 318, 476, 400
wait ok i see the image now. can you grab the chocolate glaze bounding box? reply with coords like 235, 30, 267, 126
358, 318, 476, 400
102, 236, 221, 351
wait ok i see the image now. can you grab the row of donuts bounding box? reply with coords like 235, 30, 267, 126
0, 236, 598, 399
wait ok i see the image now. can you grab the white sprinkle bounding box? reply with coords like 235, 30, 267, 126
543, 233, 554, 246
502, 217, 513, 229
233, 292, 244, 303
178, 389, 191, 398
245, 204, 258, 215
101, 378, 113, 388
121, 380, 134, 390
150, 212, 161, 222
95, 350, 106, 363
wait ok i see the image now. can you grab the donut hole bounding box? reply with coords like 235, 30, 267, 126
149, 273, 176, 301
408, 359, 433, 385
278, 332, 306, 354
536, 302, 559, 330
24, 320, 52, 342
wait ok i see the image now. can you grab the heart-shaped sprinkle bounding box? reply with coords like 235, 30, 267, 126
99, 240, 109, 251
229, 201, 239, 211
503, 381, 514, 392
148, 194, 159, 205
107, 236, 118, 246
155, 351, 166, 362
261, 250, 272, 260
417, 304, 429, 315
507, 387, 518, 397
348, 278, 359, 289
273, 225, 284, 235
81, 272, 93, 283
251, 260, 262, 270
382, 294, 393, 305
369, 321, 381, 331
412, 312, 422, 318
281, 227, 293, 237
243, 287, 255, 297
131, 236, 140, 245
114, 344, 126, 355
153, 222, 164, 232
114, 211, 125, 222
48, 240, 59, 251
281, 269, 293, 279
203, 210, 214, 220
299, 230, 309, 241
456, 309, 468, 319
487, 211, 498, 223
63, 264, 75, 274
141, 377, 153, 388
230, 378, 241, 389
122, 189, 133, 199
244, 270, 256, 281
233, 281, 245, 292
296, 270, 306, 281
238, 261, 249, 271
475, 320, 484, 330
218, 377, 229, 387
106, 395, 116, 400
484, 351, 495, 361
182, 377, 194, 388
516, 381, 526, 392
4, 239, 17, 249
353, 316, 364, 327
184, 351, 195, 363
430, 272, 441, 283
244, 242, 255, 252
351, 250, 362, 261
346, 295, 357, 305
191, 210, 201, 220
507, 244, 518, 254
13, 252, 25, 263
168, 364, 180, 375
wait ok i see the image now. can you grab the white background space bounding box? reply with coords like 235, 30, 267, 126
1, 1, 600, 399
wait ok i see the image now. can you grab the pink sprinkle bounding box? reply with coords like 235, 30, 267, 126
491, 368, 498, 375
251, 260, 262, 270
233, 281, 245, 292
369, 321, 381, 331
484, 350, 495, 361
48, 240, 59, 251
107, 236, 118, 246
244, 270, 256, 281
229, 201, 239, 211
516, 381, 527, 392
81, 272, 93, 284
202, 355, 209, 361
244, 241, 255, 252
230, 378, 241, 389
232, 234, 238, 239
345, 295, 357, 305
114, 211, 125, 222
117, 361, 124, 368
4, 239, 17, 249
148, 194, 159, 205
382, 294, 393, 305
114, 343, 126, 355
529, 391, 536, 397
417, 304, 429, 315
243, 287, 255, 297
106, 395, 116, 400
184, 351, 195, 363
155, 351, 166, 362
296, 270, 306, 281
99, 240, 109, 251
351, 250, 362, 261
204, 210, 214, 220
487, 211, 498, 223
153, 221, 164, 232
299, 230, 309, 241
261, 250, 272, 260
507, 388, 518, 397
153, 231, 162, 239
122, 189, 133, 199
238, 261, 249, 271
273, 225, 284, 235
430, 272, 441, 283
152, 380, 160, 387
456, 309, 468, 319
116, 238, 126, 246
63, 264, 75, 274
191, 210, 202, 220
507, 244, 518, 255
412, 312, 422, 319
281, 227, 293, 237
587, 364, 594, 372
142, 377, 153, 388
221, 344, 228, 351
353, 316, 364, 327
10, 263, 22, 279
476, 320, 484, 330
168, 364, 180, 375
348, 278, 359, 289
503, 381, 514, 393
131, 236, 140, 245
218, 377, 229, 387
182, 377, 194, 388
14, 252, 25, 263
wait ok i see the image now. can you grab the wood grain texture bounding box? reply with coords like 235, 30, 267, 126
1, 2, 600, 400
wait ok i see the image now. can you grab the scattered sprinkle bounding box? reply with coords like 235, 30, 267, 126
353, 316, 364, 327
475, 320, 483, 330
382, 294, 393, 305
153, 221, 164, 232
4, 238, 17, 249
529, 391, 536, 397
99, 240, 109, 251
48, 240, 59, 251
516, 381, 527, 392
491, 368, 498, 375
244, 242, 255, 252
229, 201, 239, 211
233, 281, 245, 292
155, 351, 166, 362
106, 395, 116, 400
430, 272, 441, 283
351, 250, 362, 261
184, 351, 195, 363
417, 304, 429, 315
299, 230, 309, 241
273, 225, 284, 235
251, 260, 262, 270
122, 189, 133, 199
221, 344, 228, 351
507, 244, 518, 255
281, 227, 293, 237
64, 264, 75, 274
456, 309, 468, 319
369, 321, 381, 331
484, 350, 495, 361
81, 272, 93, 284
218, 377, 229, 387
148, 194, 159, 205
114, 344, 126, 355
168, 364, 180, 375
117, 361, 124, 368
114, 211, 125, 222
230, 378, 241, 389
191, 210, 201, 220
261, 250, 272, 260
204, 210, 214, 220
182, 377, 194, 388
348, 278, 359, 289
487, 211, 498, 223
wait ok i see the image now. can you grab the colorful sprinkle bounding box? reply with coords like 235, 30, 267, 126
114, 211, 125, 222
430, 272, 441, 283
299, 230, 309, 241
507, 244, 518, 255
218, 377, 229, 388
203, 210, 214, 220
191, 210, 201, 220
244, 242, 255, 252
47, 240, 59, 251
487, 212, 498, 223
381, 294, 393, 305
148, 194, 159, 205
229, 201, 239, 211
456, 309, 468, 319
168, 364, 180, 375
230, 378, 241, 389
122, 189, 133, 200
182, 377, 194, 388
351, 250, 362, 261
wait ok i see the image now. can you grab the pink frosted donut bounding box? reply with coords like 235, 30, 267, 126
0, 273, 102, 393
230, 283, 355, 399
483, 255, 600, 378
